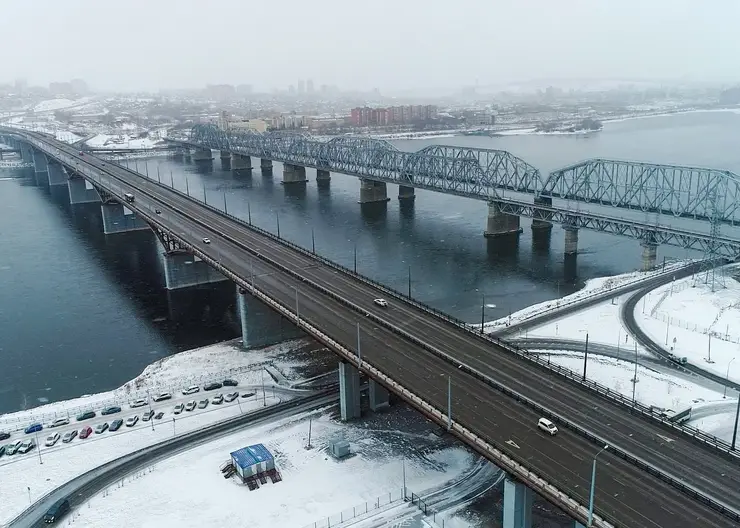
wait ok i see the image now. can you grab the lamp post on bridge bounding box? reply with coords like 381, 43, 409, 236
587, 445, 609, 526
725, 358, 736, 399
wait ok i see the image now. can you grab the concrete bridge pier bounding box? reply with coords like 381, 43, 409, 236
640, 232, 658, 271
564, 225, 579, 255
283, 163, 307, 184
183, 148, 192, 161
32, 149, 48, 183
260, 158, 273, 173
47, 160, 68, 186
220, 150, 231, 160
484, 201, 522, 238
316, 169, 331, 183
68, 176, 101, 204
172, 148, 185, 160
162, 251, 227, 290
19, 143, 33, 162
368, 379, 390, 411
398, 185, 415, 201
358, 179, 390, 204
192, 148, 213, 162
232, 153, 252, 171
236, 286, 303, 349
339, 360, 361, 421
101, 201, 150, 235
503, 477, 533, 528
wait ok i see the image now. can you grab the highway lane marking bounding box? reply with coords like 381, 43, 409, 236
656, 433, 675, 443
506, 439, 520, 449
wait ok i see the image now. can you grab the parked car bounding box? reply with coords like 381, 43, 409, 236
49, 417, 70, 428
182, 386, 200, 396
6, 440, 22, 455
95, 422, 109, 434
152, 392, 172, 402
211, 394, 224, 405
173, 403, 185, 415
142, 410, 155, 422
197, 399, 209, 409
224, 392, 239, 402
130, 399, 148, 409
0, 431, 10, 441
18, 439, 36, 454
154, 412, 164, 420
241, 392, 256, 399
222, 379, 238, 387
109, 419, 124, 432
76, 411, 96, 422
24, 423, 43, 435
185, 401, 197, 412
101, 406, 121, 416
204, 382, 222, 391
0, 445, 5, 457
45, 433, 61, 447
79, 426, 93, 439
125, 416, 139, 428
62, 430, 78, 443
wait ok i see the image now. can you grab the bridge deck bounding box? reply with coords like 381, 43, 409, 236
11, 129, 740, 528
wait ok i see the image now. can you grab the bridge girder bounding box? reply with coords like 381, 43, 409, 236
542, 159, 740, 226
187, 124, 541, 199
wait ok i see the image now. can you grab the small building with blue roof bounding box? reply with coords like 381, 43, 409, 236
230, 443, 275, 479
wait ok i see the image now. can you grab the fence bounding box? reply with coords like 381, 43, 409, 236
301, 489, 404, 528
649, 279, 692, 316
651, 311, 740, 346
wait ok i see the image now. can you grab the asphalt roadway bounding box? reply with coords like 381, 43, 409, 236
19, 133, 740, 527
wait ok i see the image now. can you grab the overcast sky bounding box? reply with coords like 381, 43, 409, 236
2, 0, 739, 93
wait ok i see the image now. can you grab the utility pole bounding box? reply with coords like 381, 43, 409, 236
248, 202, 251, 224
306, 418, 313, 449
407, 266, 412, 298
276, 212, 280, 238
583, 333, 589, 381
354, 244, 357, 273
311, 228, 315, 254
357, 322, 362, 368
733, 394, 740, 450
480, 294, 485, 334
447, 375, 452, 431
632, 341, 639, 403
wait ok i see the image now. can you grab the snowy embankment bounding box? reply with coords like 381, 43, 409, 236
70, 408, 476, 528
0, 339, 321, 525
483, 261, 689, 332
634, 266, 740, 385
85, 133, 162, 150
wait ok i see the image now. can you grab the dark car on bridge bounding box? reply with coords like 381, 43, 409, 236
101, 406, 121, 416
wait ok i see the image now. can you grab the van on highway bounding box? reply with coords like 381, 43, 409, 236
537, 417, 558, 436
44, 498, 70, 524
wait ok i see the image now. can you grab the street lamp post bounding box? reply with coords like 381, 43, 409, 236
276, 212, 280, 238
447, 375, 452, 431
480, 294, 485, 334
726, 358, 736, 399
587, 445, 609, 526
407, 266, 411, 299
583, 333, 589, 381
632, 342, 639, 403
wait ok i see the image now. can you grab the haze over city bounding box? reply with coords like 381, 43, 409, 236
2, 0, 740, 94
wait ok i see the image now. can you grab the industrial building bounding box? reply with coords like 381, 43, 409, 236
230, 443, 275, 480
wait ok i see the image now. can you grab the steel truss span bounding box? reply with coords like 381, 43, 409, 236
187, 124, 541, 199
542, 158, 740, 226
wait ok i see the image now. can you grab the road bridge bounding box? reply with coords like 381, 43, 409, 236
4, 128, 740, 528
171, 126, 740, 272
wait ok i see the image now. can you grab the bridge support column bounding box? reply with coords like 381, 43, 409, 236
316, 169, 331, 183
236, 286, 303, 349
232, 153, 252, 171
532, 196, 553, 231
564, 225, 579, 255
101, 202, 149, 234
183, 148, 192, 161
641, 241, 658, 271
68, 176, 101, 204
484, 201, 522, 238
339, 360, 361, 421
358, 179, 390, 204
368, 379, 390, 411
47, 161, 68, 186
32, 149, 48, 181
398, 185, 415, 201
193, 148, 213, 162
20, 144, 33, 162
220, 150, 231, 160
162, 251, 227, 290
260, 158, 273, 172
283, 163, 307, 184
503, 477, 533, 528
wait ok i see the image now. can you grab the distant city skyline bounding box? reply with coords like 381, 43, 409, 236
2, 0, 740, 94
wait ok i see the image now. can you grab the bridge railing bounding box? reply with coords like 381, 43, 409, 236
107, 159, 740, 464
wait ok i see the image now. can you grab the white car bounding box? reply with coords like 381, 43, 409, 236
45, 433, 61, 447
6, 440, 22, 455
211, 394, 224, 405
185, 400, 197, 412
142, 410, 155, 422
182, 385, 200, 396
49, 417, 70, 428
130, 399, 148, 408
373, 298, 388, 308
173, 403, 185, 415
537, 417, 558, 436
224, 391, 239, 402
125, 416, 139, 428
18, 439, 36, 454
202, 237, 211, 244
62, 430, 77, 443
152, 392, 172, 402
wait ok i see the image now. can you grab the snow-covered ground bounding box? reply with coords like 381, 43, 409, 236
483, 262, 688, 332
70, 406, 476, 528
0, 338, 325, 525
85, 133, 162, 149
634, 266, 740, 385
32, 99, 77, 113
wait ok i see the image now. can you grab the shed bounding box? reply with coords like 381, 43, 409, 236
329, 439, 351, 459
230, 443, 275, 479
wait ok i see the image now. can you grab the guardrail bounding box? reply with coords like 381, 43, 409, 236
102, 154, 740, 461
22, 136, 740, 525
